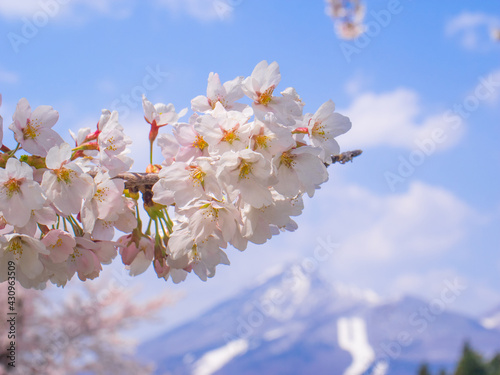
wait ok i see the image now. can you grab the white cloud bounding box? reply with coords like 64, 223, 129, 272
0, 0, 40, 18
0, 0, 134, 21
445, 12, 500, 50
0, 0, 232, 25
0, 67, 19, 84
155, 0, 234, 21
338, 88, 464, 150
321, 181, 477, 264
391, 270, 500, 316
279, 179, 490, 313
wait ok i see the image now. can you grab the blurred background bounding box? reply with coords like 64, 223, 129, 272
0, 0, 499, 374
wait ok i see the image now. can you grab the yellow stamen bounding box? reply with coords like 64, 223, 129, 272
221, 128, 239, 144
55, 168, 76, 184
312, 121, 328, 140
238, 162, 252, 180
95, 187, 109, 203
280, 151, 296, 168
189, 167, 206, 188
258, 86, 275, 106
254, 134, 269, 150
3, 178, 22, 198
7, 238, 23, 260
193, 135, 208, 151
23, 119, 41, 140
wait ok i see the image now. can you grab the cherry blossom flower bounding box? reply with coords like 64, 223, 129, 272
249, 114, 296, 158
195, 102, 252, 155
142, 95, 187, 143
0, 233, 49, 287
90, 200, 136, 241
242, 61, 302, 127
167, 229, 229, 281
177, 198, 241, 243
217, 148, 276, 208
41, 143, 93, 215
41, 229, 76, 263
305, 99, 352, 162
16, 205, 57, 237
172, 121, 210, 161
157, 133, 179, 166
272, 146, 329, 198
9, 98, 64, 156
185, 236, 230, 281
96, 110, 133, 176
81, 171, 126, 233
325, 0, 366, 39
243, 60, 281, 105
67, 236, 117, 281
152, 158, 222, 208
191, 72, 246, 113
118, 235, 155, 276
0, 157, 45, 227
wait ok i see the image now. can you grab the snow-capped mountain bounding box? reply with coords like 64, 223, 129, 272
139, 266, 500, 375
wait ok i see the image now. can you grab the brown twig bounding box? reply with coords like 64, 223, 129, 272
329, 149, 363, 165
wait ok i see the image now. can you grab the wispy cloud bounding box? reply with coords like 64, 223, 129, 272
339, 88, 464, 151
0, 0, 232, 25
0, 0, 135, 21
154, 0, 234, 21
0, 67, 19, 84
0, 0, 40, 18
445, 11, 500, 50
326, 181, 477, 263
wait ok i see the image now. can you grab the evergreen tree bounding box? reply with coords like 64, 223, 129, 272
454, 342, 488, 375
487, 354, 500, 375
438, 370, 447, 375
417, 363, 432, 375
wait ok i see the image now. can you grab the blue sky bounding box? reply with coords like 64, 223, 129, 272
1, 0, 499, 340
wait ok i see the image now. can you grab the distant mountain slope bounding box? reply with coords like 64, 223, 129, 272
139, 266, 500, 375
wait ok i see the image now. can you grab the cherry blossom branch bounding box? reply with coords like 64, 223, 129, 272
103, 150, 363, 189
329, 149, 362, 164
0, 61, 359, 288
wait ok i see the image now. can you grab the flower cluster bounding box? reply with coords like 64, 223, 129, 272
0, 99, 135, 288
121, 60, 351, 283
0, 60, 352, 288
325, 0, 366, 39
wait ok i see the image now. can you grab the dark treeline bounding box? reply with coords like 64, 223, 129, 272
416, 342, 500, 375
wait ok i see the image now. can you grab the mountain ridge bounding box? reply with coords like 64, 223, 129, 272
140, 266, 500, 375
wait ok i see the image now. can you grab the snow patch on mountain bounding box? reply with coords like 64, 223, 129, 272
482, 311, 500, 330
192, 339, 249, 375
337, 317, 375, 375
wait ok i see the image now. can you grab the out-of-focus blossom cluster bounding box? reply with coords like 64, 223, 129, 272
492, 28, 500, 41
325, 0, 366, 39
0, 281, 164, 374
0, 60, 352, 288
